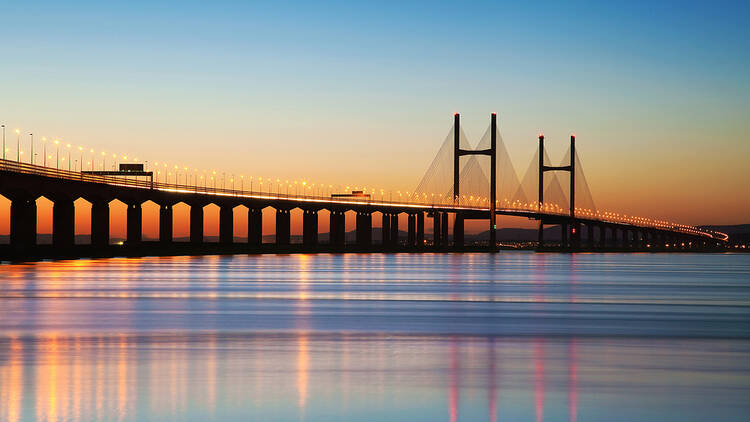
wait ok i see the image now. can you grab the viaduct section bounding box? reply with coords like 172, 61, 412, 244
0, 163, 724, 260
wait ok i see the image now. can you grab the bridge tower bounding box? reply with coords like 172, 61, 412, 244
537, 133, 576, 248
453, 113, 497, 249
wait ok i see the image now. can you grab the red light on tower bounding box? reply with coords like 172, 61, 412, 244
491, 112, 497, 116
538, 132, 544, 140
571, 132, 576, 139
453, 112, 459, 116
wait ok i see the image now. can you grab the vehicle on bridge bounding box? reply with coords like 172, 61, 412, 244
331, 190, 371, 199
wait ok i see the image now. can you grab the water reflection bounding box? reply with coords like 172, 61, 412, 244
298, 332, 308, 412
0, 253, 749, 421
2, 333, 748, 421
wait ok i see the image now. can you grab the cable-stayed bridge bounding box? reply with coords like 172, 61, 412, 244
0, 114, 728, 259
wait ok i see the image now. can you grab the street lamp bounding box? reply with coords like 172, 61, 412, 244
1, 124, 4, 160
29, 133, 34, 164
42, 137, 47, 166
15, 129, 20, 162
67, 144, 72, 171
54, 140, 60, 169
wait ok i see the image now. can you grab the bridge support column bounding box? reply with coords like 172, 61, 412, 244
441, 212, 449, 247
219, 205, 233, 244
91, 200, 109, 247
330, 210, 345, 247
432, 212, 440, 248
599, 224, 606, 248
390, 213, 399, 246
381, 213, 391, 246
624, 229, 636, 249
561, 222, 568, 248
416, 212, 424, 248
538, 221, 544, 249
633, 229, 643, 249
570, 222, 581, 249
126, 202, 142, 245
453, 213, 464, 249
190, 204, 203, 244
159, 204, 173, 244
10, 195, 37, 250
276, 208, 290, 246
587, 223, 595, 248
52, 197, 75, 249
639, 231, 647, 249
407, 213, 416, 247
303, 209, 318, 246
637, 230, 644, 249
356, 211, 371, 248
627, 229, 633, 248
248, 208, 262, 246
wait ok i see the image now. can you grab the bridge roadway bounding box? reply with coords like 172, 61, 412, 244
0, 159, 728, 259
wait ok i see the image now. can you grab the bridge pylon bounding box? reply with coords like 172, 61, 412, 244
537, 133, 576, 249
452, 113, 497, 250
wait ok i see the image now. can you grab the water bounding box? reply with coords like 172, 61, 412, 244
1, 252, 749, 421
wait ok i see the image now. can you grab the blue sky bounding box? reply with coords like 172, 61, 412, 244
2, 0, 749, 222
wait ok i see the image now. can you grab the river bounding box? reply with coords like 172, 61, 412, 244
1, 252, 748, 421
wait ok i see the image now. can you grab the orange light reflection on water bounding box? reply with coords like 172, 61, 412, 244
2, 336, 23, 422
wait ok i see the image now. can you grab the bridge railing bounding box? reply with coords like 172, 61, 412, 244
0, 158, 727, 241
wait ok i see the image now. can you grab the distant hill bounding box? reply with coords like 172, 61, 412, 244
467, 226, 562, 242
700, 225, 750, 242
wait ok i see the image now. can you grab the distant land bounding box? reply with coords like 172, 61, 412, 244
699, 225, 750, 242
3, 224, 748, 246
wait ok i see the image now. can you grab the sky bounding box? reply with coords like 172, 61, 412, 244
1, 0, 749, 231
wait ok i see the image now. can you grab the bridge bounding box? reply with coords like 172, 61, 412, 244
0, 114, 728, 259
